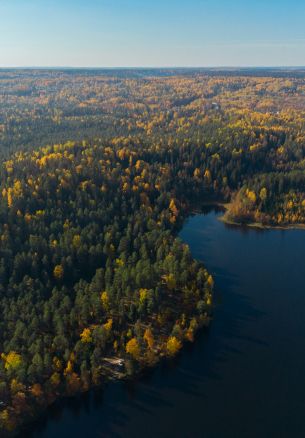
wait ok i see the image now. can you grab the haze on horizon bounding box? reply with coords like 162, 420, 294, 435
0, 0, 305, 68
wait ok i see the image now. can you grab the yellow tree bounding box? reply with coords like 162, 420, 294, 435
169, 199, 178, 217
246, 189, 256, 203
143, 328, 154, 350
204, 169, 211, 184
53, 264, 64, 280
260, 187, 267, 201
166, 336, 182, 357
103, 318, 113, 332
1, 352, 22, 371
80, 328, 92, 343
64, 360, 73, 376
193, 168, 201, 179
126, 338, 140, 360
101, 291, 109, 311
139, 288, 148, 304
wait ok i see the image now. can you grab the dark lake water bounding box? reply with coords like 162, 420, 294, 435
24, 208, 305, 438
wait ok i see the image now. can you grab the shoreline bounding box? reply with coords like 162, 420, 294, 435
197, 201, 305, 231
12, 201, 305, 437
219, 214, 305, 231
19, 316, 211, 438
4, 203, 213, 437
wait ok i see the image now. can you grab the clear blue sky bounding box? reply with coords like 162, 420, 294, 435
0, 0, 304, 67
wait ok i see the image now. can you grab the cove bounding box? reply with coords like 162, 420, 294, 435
23, 207, 305, 438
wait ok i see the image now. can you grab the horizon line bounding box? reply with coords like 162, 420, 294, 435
0, 66, 305, 70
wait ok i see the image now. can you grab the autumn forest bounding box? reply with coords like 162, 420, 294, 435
0, 68, 305, 435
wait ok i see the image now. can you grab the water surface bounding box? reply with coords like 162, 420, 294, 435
25, 208, 305, 438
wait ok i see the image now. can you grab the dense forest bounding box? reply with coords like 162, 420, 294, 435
0, 69, 305, 435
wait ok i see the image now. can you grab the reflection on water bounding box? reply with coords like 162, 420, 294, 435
24, 208, 305, 438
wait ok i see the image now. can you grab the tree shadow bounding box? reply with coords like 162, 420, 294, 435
23, 263, 266, 438
23, 210, 269, 438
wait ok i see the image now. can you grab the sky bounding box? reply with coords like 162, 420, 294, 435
0, 0, 304, 67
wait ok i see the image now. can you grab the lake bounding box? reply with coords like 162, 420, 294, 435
24, 207, 305, 438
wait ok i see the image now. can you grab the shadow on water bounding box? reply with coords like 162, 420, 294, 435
24, 275, 264, 436
23, 207, 277, 438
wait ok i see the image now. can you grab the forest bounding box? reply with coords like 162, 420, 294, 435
0, 68, 305, 435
